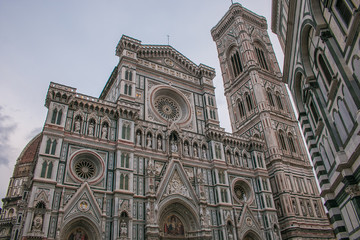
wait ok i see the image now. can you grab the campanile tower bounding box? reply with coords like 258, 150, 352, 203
211, 4, 334, 239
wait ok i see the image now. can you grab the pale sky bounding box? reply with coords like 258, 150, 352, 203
0, 0, 283, 205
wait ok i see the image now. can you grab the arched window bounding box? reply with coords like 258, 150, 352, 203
245, 93, 254, 111
120, 174, 124, 189
51, 140, 57, 155
238, 100, 246, 118
278, 131, 287, 150
338, 98, 354, 134
128, 85, 132, 96
230, 50, 243, 77
252, 155, 257, 168
126, 125, 131, 140
243, 153, 249, 168
309, 100, 319, 124
275, 93, 283, 110
51, 108, 57, 124
255, 46, 269, 70
41, 161, 47, 178
318, 54, 332, 86
267, 90, 275, 107
47, 162, 53, 179
257, 153, 264, 168
124, 84, 128, 94
124, 175, 129, 190
333, 110, 347, 143
122, 123, 131, 140
288, 134, 296, 153
56, 109, 62, 125
45, 139, 51, 154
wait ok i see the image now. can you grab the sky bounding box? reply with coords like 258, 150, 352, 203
0, 0, 283, 206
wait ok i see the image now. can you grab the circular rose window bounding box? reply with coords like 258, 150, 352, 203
154, 96, 180, 121
75, 160, 95, 180
69, 151, 104, 184
150, 86, 191, 124
232, 179, 253, 204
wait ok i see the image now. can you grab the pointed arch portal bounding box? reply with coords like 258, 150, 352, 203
60, 218, 101, 240
158, 200, 200, 239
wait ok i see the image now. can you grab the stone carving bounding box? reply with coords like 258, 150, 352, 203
32, 214, 43, 231
120, 220, 128, 236
165, 171, 189, 198
184, 143, 189, 156
157, 137, 162, 150
193, 145, 198, 157
136, 132, 141, 146
202, 148, 207, 159
171, 139, 178, 153
147, 134, 152, 148
74, 118, 81, 133
88, 122, 95, 136
101, 125, 108, 139
345, 185, 360, 198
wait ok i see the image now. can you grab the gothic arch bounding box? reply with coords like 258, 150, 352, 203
300, 21, 317, 80
242, 230, 262, 240
294, 69, 307, 113
60, 217, 101, 240
158, 197, 200, 238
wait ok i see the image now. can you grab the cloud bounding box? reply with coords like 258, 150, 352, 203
0, 106, 17, 165
27, 127, 42, 140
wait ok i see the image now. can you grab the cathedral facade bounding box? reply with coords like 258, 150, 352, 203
1, 4, 334, 240
272, 0, 360, 239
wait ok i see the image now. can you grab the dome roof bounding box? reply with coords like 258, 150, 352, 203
17, 133, 42, 164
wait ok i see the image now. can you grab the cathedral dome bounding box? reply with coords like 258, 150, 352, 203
17, 133, 42, 164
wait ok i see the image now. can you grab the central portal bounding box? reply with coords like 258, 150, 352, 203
158, 200, 200, 240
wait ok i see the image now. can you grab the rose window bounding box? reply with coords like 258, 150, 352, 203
69, 151, 104, 183
75, 160, 95, 180
233, 179, 253, 204
234, 185, 246, 201
154, 97, 180, 121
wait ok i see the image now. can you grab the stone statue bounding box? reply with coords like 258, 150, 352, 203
202, 148, 207, 159
171, 139, 178, 153
184, 144, 189, 156
193, 146, 198, 157
88, 122, 94, 136
157, 137, 162, 150
32, 214, 43, 231
147, 135, 152, 148
136, 132, 141, 146
120, 220, 127, 236
74, 118, 81, 133
101, 125, 108, 139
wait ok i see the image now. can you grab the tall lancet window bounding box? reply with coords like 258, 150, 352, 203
254, 43, 269, 71
230, 49, 243, 77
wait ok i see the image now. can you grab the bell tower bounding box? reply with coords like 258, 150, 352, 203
211, 4, 334, 239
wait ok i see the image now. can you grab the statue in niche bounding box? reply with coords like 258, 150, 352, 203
74, 118, 81, 133
184, 143, 189, 156
147, 134, 152, 148
193, 145, 198, 157
32, 214, 43, 231
120, 220, 127, 236
171, 139, 178, 153
157, 137, 162, 150
88, 122, 95, 136
202, 148, 207, 159
136, 132, 141, 146
101, 124, 108, 139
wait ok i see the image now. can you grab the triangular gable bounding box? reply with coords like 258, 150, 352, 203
63, 182, 103, 225
237, 204, 262, 238
156, 160, 198, 204
138, 45, 200, 77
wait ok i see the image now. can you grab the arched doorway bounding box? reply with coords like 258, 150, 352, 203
158, 199, 200, 239
243, 231, 262, 240
60, 218, 101, 240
